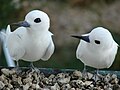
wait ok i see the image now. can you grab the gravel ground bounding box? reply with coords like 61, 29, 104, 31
0, 68, 120, 90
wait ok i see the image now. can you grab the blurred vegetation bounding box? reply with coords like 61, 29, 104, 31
0, 0, 120, 71
0, 0, 21, 28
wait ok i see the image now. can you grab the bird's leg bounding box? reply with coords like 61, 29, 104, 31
16, 60, 19, 68
12, 60, 22, 74
83, 64, 86, 73
82, 64, 88, 79
14, 60, 19, 70
94, 69, 100, 81
29, 62, 40, 73
96, 69, 99, 75
92, 69, 103, 82
30, 62, 35, 69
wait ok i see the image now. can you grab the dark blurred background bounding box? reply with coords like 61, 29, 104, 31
0, 0, 120, 71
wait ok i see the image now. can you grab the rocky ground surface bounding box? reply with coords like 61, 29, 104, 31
0, 68, 120, 90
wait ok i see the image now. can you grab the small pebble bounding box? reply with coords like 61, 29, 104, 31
84, 81, 92, 86
57, 76, 70, 85
0, 81, 5, 89
61, 83, 71, 90
50, 83, 60, 90
72, 70, 82, 79
22, 82, 32, 90
70, 88, 75, 90
1, 68, 16, 76
0, 68, 119, 89
87, 72, 93, 79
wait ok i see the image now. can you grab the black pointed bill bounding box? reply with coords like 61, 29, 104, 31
12, 21, 30, 27
71, 35, 90, 43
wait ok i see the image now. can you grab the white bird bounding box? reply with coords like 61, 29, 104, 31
72, 27, 119, 73
4, 10, 55, 67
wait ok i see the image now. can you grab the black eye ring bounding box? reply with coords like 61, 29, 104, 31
34, 18, 41, 23
95, 40, 100, 44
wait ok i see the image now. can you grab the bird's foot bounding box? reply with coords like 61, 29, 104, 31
82, 65, 89, 79
28, 62, 40, 74
92, 70, 104, 82
82, 70, 88, 80
12, 66, 22, 75
11, 61, 22, 74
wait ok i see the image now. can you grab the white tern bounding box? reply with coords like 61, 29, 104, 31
72, 27, 119, 72
5, 10, 55, 67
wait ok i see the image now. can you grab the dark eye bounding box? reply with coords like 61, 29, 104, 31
95, 40, 100, 44
34, 18, 41, 23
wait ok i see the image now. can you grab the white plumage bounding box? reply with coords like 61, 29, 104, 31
5, 10, 55, 64
72, 27, 118, 69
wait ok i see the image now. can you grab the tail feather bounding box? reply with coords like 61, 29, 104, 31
0, 29, 6, 43
6, 25, 12, 35
0, 25, 15, 67
0, 25, 11, 43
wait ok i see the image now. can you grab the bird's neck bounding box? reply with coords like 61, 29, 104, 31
26, 28, 48, 38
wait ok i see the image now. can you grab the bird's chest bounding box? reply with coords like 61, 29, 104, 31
82, 46, 103, 61
23, 35, 50, 60
30, 39, 48, 51
81, 46, 108, 68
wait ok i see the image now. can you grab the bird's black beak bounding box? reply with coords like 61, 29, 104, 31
71, 35, 90, 43
12, 21, 30, 27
